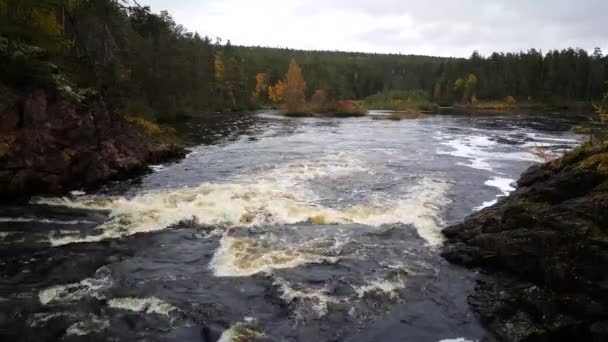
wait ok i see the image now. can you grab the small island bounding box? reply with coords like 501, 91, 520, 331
255, 59, 368, 117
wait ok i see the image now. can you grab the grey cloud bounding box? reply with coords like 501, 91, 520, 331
140, 0, 608, 57
340, 0, 608, 55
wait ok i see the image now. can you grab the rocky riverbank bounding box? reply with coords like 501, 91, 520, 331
0, 44, 185, 202
0, 88, 185, 202
442, 143, 608, 341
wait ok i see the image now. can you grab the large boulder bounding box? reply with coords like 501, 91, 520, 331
442, 144, 608, 341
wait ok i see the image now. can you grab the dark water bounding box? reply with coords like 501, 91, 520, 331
0, 111, 586, 341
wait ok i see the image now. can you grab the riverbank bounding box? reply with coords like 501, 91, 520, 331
449, 100, 595, 115
0, 87, 185, 202
442, 142, 608, 340
0, 50, 186, 202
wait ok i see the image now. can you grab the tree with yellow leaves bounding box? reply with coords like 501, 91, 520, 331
454, 73, 478, 104
214, 52, 225, 83
283, 58, 307, 113
251, 73, 269, 104
268, 80, 285, 103
0, 0, 81, 50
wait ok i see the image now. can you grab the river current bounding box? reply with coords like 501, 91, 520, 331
0, 111, 584, 341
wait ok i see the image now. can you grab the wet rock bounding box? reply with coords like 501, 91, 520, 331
442, 144, 608, 341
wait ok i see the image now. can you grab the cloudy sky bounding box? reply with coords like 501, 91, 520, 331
139, 0, 608, 57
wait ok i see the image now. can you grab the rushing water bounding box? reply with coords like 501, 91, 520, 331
0, 111, 585, 341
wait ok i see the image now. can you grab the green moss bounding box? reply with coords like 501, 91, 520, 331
578, 153, 608, 175
560, 143, 608, 168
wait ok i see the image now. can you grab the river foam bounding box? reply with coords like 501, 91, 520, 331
354, 269, 408, 299
38, 266, 112, 305
108, 297, 176, 316
273, 276, 339, 318
206, 176, 450, 277
209, 234, 340, 277
34, 154, 451, 250
65, 315, 109, 336
437, 135, 538, 172
217, 321, 265, 342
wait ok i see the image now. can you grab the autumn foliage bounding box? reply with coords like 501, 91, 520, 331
268, 80, 285, 103
214, 53, 225, 82
265, 59, 366, 116
126, 115, 176, 137
251, 73, 269, 103
326, 100, 366, 116
454, 73, 478, 104
283, 58, 307, 113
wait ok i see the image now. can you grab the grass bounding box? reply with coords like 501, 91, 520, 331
363, 90, 439, 112
125, 115, 182, 145
579, 152, 608, 175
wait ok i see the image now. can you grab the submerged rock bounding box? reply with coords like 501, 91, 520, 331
442, 143, 608, 341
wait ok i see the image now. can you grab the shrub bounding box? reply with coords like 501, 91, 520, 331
505, 96, 517, 105
282, 97, 367, 117
326, 100, 367, 116
126, 115, 176, 138
575, 91, 608, 146
363, 90, 438, 111
590, 92, 608, 146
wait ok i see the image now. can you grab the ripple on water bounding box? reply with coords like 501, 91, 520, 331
33, 154, 452, 250
10, 113, 587, 341
38, 266, 112, 305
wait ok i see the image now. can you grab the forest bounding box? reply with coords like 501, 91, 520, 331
1, 0, 607, 121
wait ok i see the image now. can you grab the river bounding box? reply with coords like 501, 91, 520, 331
0, 111, 585, 341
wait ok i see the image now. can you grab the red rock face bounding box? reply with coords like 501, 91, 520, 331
0, 90, 184, 201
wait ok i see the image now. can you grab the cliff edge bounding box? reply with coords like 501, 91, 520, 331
0, 45, 185, 202
442, 143, 608, 341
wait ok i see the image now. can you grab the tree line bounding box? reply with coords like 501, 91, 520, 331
1, 0, 607, 122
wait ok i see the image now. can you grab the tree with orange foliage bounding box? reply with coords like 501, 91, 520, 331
283, 58, 307, 113
268, 80, 285, 103
252, 73, 269, 104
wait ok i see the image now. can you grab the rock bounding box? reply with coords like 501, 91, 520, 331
0, 86, 186, 202
442, 143, 608, 341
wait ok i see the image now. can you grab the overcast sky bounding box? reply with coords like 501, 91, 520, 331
139, 0, 608, 57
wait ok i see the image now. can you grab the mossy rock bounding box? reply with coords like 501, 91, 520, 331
579, 152, 608, 175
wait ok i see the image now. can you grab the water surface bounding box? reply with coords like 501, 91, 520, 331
0, 111, 584, 341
